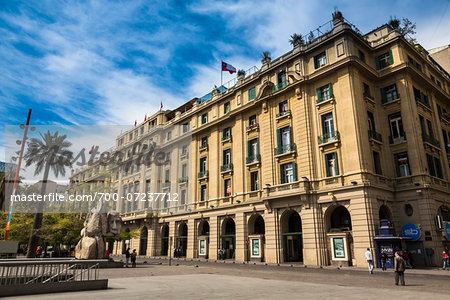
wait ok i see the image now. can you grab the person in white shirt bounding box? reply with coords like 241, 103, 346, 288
365, 248, 374, 274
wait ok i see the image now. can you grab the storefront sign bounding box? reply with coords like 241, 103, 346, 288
333, 237, 345, 258
444, 222, 450, 240
401, 223, 421, 241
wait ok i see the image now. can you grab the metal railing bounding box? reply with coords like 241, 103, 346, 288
198, 171, 208, 179
368, 130, 383, 142
0, 259, 102, 286
274, 143, 296, 155
389, 134, 406, 144
246, 154, 261, 164
422, 133, 440, 148
276, 110, 291, 118
416, 96, 430, 108
221, 164, 233, 172
318, 131, 340, 144
273, 81, 289, 93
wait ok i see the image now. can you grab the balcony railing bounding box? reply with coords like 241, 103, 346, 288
422, 133, 440, 148
316, 95, 334, 104
389, 134, 406, 144
178, 176, 188, 183
272, 81, 289, 93
274, 143, 296, 155
363, 93, 375, 101
416, 96, 430, 109
276, 110, 291, 119
162, 182, 171, 189
381, 93, 400, 104
222, 135, 232, 141
246, 154, 261, 164
318, 131, 340, 144
198, 171, 209, 179
368, 130, 383, 142
221, 164, 233, 172
199, 144, 208, 151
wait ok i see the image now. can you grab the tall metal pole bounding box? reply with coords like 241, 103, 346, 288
220, 60, 223, 90
4, 109, 32, 240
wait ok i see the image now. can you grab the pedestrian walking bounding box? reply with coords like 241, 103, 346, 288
403, 250, 412, 268
380, 250, 388, 271
442, 251, 449, 271
394, 251, 406, 286
218, 248, 222, 260
36, 246, 42, 258
365, 248, 374, 274
131, 249, 137, 268
125, 247, 131, 268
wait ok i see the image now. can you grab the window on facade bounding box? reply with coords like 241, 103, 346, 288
375, 51, 393, 69
201, 136, 208, 148
408, 56, 422, 72
180, 189, 186, 205
314, 52, 327, 69
182, 164, 187, 179
222, 127, 231, 140
317, 83, 333, 102
277, 71, 286, 84
426, 154, 443, 179
182, 122, 190, 133
129, 132, 133, 141
224, 179, 231, 197
223, 149, 231, 166
358, 50, 366, 62
249, 115, 257, 128
389, 113, 405, 143
279, 100, 288, 113
140, 127, 144, 134
426, 119, 434, 137
250, 171, 259, 191
276, 126, 292, 153
248, 138, 258, 157
373, 151, 382, 175
413, 87, 429, 106
200, 185, 207, 201
363, 83, 371, 97
224, 102, 231, 114
394, 152, 411, 177
442, 129, 450, 152
167, 131, 172, 141
281, 162, 296, 183
136, 161, 140, 172
437, 81, 442, 88
419, 115, 426, 135
181, 145, 188, 156
248, 87, 256, 101
322, 113, 335, 138
165, 169, 170, 183
201, 113, 208, 124
368, 111, 375, 132
325, 152, 339, 177
199, 157, 207, 172
380, 84, 398, 103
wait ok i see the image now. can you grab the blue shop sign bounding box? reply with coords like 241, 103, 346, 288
401, 223, 421, 241
445, 222, 450, 240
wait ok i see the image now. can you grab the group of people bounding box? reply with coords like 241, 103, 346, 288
173, 247, 184, 258
365, 248, 407, 285
125, 248, 137, 268
217, 248, 227, 260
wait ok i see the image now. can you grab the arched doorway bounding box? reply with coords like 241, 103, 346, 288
161, 224, 169, 256
139, 226, 148, 255
248, 214, 265, 261
122, 228, 130, 254
379, 205, 393, 222
281, 210, 303, 262
220, 218, 235, 259
176, 222, 188, 257
326, 205, 353, 266
198, 220, 210, 258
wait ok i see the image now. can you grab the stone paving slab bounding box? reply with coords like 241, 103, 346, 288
5, 274, 444, 300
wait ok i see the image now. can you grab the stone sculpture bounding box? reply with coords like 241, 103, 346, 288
75, 201, 121, 259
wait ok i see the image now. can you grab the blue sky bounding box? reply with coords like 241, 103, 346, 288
1, 0, 450, 160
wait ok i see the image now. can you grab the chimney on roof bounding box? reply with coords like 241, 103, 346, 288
332, 10, 344, 27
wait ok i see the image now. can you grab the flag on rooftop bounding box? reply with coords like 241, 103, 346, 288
222, 61, 236, 74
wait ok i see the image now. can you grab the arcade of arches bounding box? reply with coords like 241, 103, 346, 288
113, 199, 450, 268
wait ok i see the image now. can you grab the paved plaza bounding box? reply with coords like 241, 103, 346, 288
6, 258, 450, 299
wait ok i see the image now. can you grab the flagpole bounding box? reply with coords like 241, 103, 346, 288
220, 60, 223, 91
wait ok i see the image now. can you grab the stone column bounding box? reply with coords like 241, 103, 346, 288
187, 218, 195, 259
209, 216, 218, 260
235, 212, 246, 262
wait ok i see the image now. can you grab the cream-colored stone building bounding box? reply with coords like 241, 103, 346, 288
69, 12, 450, 268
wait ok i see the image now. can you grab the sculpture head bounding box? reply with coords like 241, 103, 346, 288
105, 210, 121, 236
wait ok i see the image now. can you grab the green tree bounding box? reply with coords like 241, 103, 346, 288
389, 17, 417, 44
0, 212, 34, 244
23, 130, 73, 257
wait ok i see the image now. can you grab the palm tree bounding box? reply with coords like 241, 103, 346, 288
289, 33, 304, 47
24, 130, 73, 257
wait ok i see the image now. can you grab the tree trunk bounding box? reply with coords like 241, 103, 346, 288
26, 163, 50, 258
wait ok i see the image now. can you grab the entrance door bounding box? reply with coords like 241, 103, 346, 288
405, 241, 426, 267
283, 233, 303, 262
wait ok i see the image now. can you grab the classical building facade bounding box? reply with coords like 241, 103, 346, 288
69, 12, 450, 268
